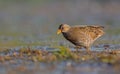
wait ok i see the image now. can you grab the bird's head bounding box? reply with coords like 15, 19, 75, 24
57, 24, 71, 34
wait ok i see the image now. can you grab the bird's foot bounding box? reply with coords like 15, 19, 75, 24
74, 46, 81, 53
86, 49, 93, 55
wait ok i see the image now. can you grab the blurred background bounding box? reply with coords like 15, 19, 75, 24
0, 0, 120, 47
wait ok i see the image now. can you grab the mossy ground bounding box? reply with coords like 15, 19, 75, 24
0, 46, 120, 64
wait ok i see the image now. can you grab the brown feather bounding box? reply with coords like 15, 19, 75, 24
58, 24, 105, 51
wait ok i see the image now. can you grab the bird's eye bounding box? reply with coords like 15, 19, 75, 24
61, 27, 64, 30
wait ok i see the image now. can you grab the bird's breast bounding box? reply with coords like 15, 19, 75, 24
62, 32, 83, 46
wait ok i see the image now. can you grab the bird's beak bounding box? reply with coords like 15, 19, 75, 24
57, 29, 61, 34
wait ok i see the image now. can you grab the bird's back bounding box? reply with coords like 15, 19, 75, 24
80, 25, 104, 40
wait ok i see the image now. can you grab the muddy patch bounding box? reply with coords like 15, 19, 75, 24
0, 45, 120, 74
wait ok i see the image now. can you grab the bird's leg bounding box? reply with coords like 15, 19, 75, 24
74, 46, 83, 54
74, 46, 78, 53
74, 46, 80, 53
85, 46, 91, 54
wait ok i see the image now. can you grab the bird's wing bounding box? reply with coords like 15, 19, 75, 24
84, 26, 104, 40
73, 25, 104, 45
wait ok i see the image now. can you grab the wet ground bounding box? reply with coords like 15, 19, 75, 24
0, 45, 120, 74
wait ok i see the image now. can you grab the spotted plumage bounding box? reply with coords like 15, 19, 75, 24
57, 24, 104, 52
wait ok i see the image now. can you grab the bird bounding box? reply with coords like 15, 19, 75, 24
57, 24, 104, 53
